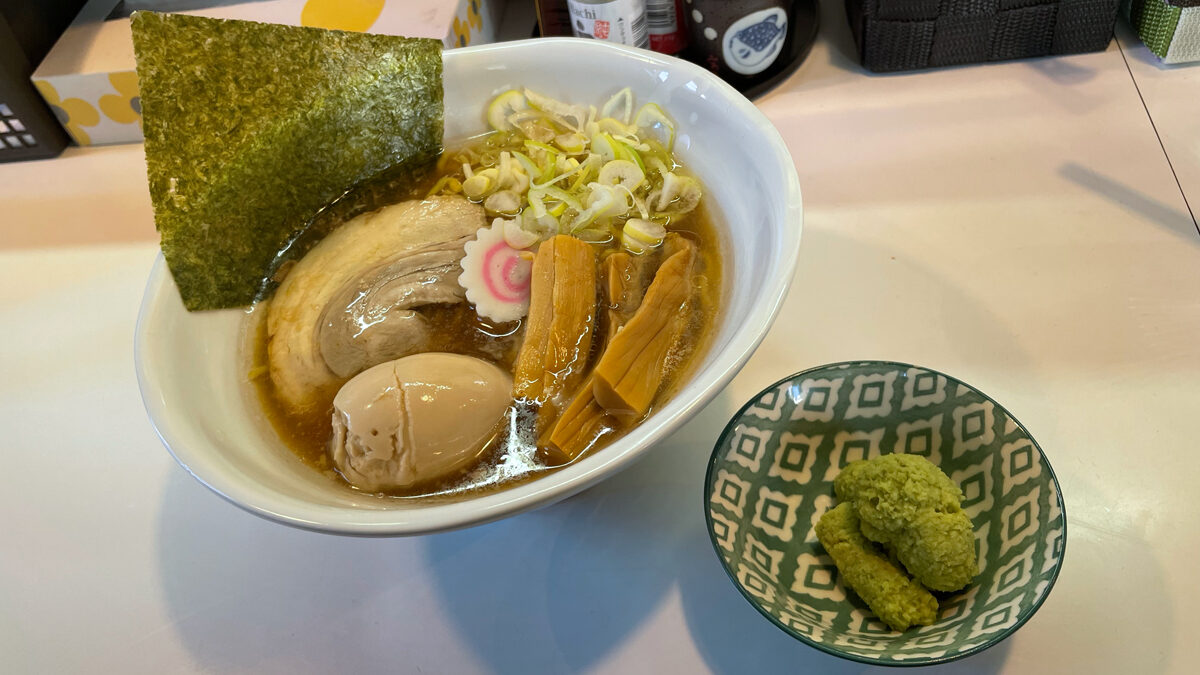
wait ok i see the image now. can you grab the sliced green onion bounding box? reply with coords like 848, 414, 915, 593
425, 175, 463, 197
598, 117, 635, 137
569, 166, 591, 193
623, 187, 650, 220
525, 88, 587, 130
591, 132, 617, 162
532, 185, 582, 212
539, 151, 558, 183
612, 138, 646, 174
634, 102, 676, 151
500, 217, 539, 249
654, 172, 702, 214
488, 90, 526, 131
460, 91, 695, 248
527, 188, 548, 218
601, 87, 634, 125
645, 155, 671, 180
523, 139, 559, 156
484, 190, 522, 216
506, 109, 545, 128
519, 210, 560, 241
571, 183, 632, 231
463, 169, 497, 200
554, 132, 588, 154
622, 218, 666, 253
494, 152, 527, 193
532, 157, 587, 189
511, 151, 540, 180
598, 159, 645, 191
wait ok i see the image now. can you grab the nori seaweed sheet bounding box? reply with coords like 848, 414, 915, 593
131, 11, 444, 310
252, 150, 437, 304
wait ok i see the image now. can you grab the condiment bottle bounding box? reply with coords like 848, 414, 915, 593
645, 0, 689, 55
566, 0, 650, 48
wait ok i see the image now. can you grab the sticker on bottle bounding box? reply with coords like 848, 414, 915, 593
567, 0, 650, 48
722, 7, 788, 76
646, 0, 687, 54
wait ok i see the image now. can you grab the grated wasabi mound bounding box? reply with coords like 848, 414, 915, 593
835, 453, 977, 592
814, 502, 938, 632
816, 453, 978, 632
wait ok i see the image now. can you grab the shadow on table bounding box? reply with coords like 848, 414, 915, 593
423, 374, 1018, 675
1060, 162, 1199, 241
678, 543, 1014, 674
817, 0, 862, 76
155, 418, 736, 675
424, 390, 737, 674
1026, 473, 1173, 674
1025, 57, 1098, 86
155, 469, 440, 672
759, 0, 865, 97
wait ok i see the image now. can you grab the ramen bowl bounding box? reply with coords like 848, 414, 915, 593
704, 361, 1066, 665
135, 38, 803, 535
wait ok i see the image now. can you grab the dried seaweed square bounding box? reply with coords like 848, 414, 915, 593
132, 12, 444, 310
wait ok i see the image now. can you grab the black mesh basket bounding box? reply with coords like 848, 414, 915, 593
846, 0, 1121, 72
0, 1, 84, 163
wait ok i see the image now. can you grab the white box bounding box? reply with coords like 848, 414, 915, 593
32, 0, 505, 146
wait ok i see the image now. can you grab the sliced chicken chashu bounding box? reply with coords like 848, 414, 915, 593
267, 195, 485, 412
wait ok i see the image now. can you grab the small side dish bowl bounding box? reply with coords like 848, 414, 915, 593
135, 38, 802, 535
704, 361, 1066, 666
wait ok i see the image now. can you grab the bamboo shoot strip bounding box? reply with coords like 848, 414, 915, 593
511, 235, 597, 433
592, 238, 696, 418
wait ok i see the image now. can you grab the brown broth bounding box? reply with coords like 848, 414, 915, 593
245, 149, 726, 501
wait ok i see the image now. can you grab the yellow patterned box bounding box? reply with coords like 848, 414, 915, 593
32, 0, 503, 146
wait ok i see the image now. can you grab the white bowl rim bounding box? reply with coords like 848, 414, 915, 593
134, 37, 804, 535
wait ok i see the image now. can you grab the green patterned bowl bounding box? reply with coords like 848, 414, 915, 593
703, 361, 1066, 666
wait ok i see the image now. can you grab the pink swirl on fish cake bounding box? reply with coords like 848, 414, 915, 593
482, 240, 531, 303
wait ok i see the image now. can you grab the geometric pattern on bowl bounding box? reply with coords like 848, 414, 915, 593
704, 361, 1067, 666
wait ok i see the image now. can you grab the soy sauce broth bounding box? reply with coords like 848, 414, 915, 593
243, 143, 726, 500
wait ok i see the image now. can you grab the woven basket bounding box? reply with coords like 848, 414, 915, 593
847, 0, 1121, 72
1125, 0, 1200, 63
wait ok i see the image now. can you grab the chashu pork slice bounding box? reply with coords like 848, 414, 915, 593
266, 195, 485, 412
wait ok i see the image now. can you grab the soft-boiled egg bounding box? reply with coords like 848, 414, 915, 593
330, 353, 513, 492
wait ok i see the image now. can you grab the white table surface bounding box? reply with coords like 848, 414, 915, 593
3, 4, 1199, 673
1116, 20, 1200, 218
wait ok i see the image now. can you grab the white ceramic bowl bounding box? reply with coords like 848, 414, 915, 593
135, 38, 802, 535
